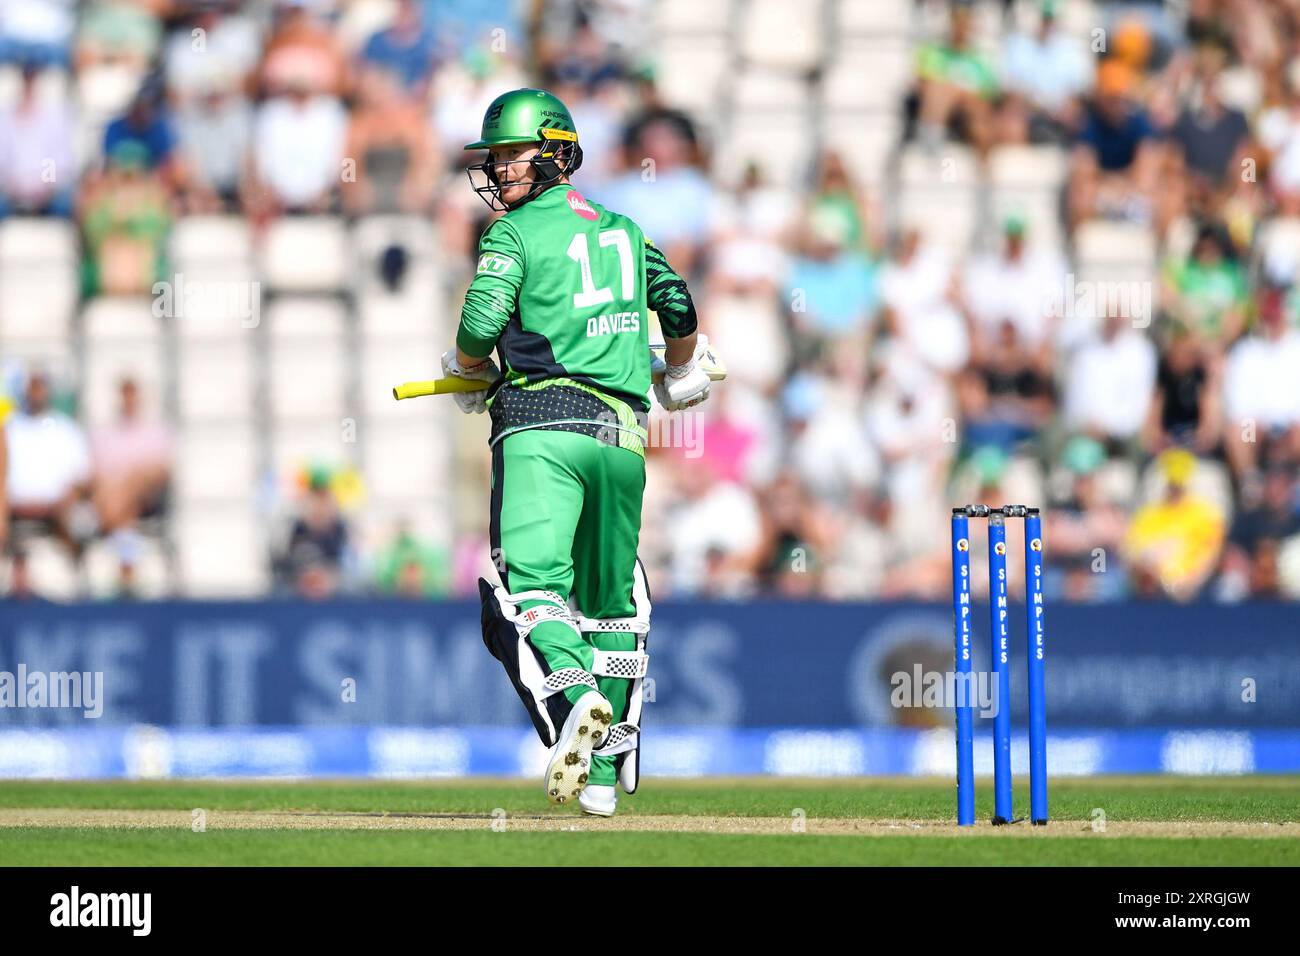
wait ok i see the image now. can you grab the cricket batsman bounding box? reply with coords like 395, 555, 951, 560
445, 89, 710, 815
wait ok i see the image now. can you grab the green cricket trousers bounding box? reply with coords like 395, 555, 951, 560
486, 427, 648, 787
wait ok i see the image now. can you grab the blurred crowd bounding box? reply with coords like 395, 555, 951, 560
2, 0, 1299, 603
655, 0, 1300, 604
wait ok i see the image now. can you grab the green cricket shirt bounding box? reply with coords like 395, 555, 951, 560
457, 183, 697, 456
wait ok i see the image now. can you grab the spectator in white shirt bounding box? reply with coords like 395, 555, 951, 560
0, 395, 9, 557
1257, 59, 1300, 217
0, 65, 75, 217
1222, 282, 1300, 478
4, 372, 91, 552
175, 72, 252, 212
165, 1, 259, 105
821, 488, 891, 599
0, 0, 75, 68
709, 162, 796, 297
665, 455, 762, 597
245, 78, 347, 219
1062, 310, 1158, 448
879, 228, 969, 373
784, 371, 881, 510
1001, 0, 1092, 141
961, 214, 1064, 361
865, 346, 956, 560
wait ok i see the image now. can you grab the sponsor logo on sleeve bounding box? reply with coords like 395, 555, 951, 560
477, 252, 515, 275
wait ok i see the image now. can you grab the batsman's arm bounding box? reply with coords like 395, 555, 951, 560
456, 219, 525, 362
645, 237, 698, 367
663, 331, 697, 369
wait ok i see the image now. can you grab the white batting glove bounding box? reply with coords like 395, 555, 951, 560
441, 349, 499, 414
653, 354, 711, 411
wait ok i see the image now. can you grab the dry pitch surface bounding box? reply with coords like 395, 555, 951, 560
0, 776, 1296, 865
0, 807, 1294, 840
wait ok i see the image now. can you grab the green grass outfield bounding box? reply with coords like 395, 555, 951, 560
0, 776, 1296, 866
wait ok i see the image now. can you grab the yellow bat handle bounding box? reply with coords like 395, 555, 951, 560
392, 378, 490, 400
393, 340, 727, 401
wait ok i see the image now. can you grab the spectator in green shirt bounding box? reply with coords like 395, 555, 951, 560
79, 140, 171, 296
914, 3, 998, 155
1161, 222, 1247, 351
373, 522, 452, 598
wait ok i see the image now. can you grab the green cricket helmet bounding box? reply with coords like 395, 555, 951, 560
464, 88, 584, 211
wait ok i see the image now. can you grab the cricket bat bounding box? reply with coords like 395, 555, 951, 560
393, 336, 726, 401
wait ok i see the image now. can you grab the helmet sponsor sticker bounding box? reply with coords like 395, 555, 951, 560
567, 190, 598, 221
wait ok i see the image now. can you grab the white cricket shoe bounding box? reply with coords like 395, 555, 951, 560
544, 690, 613, 806
579, 784, 617, 817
